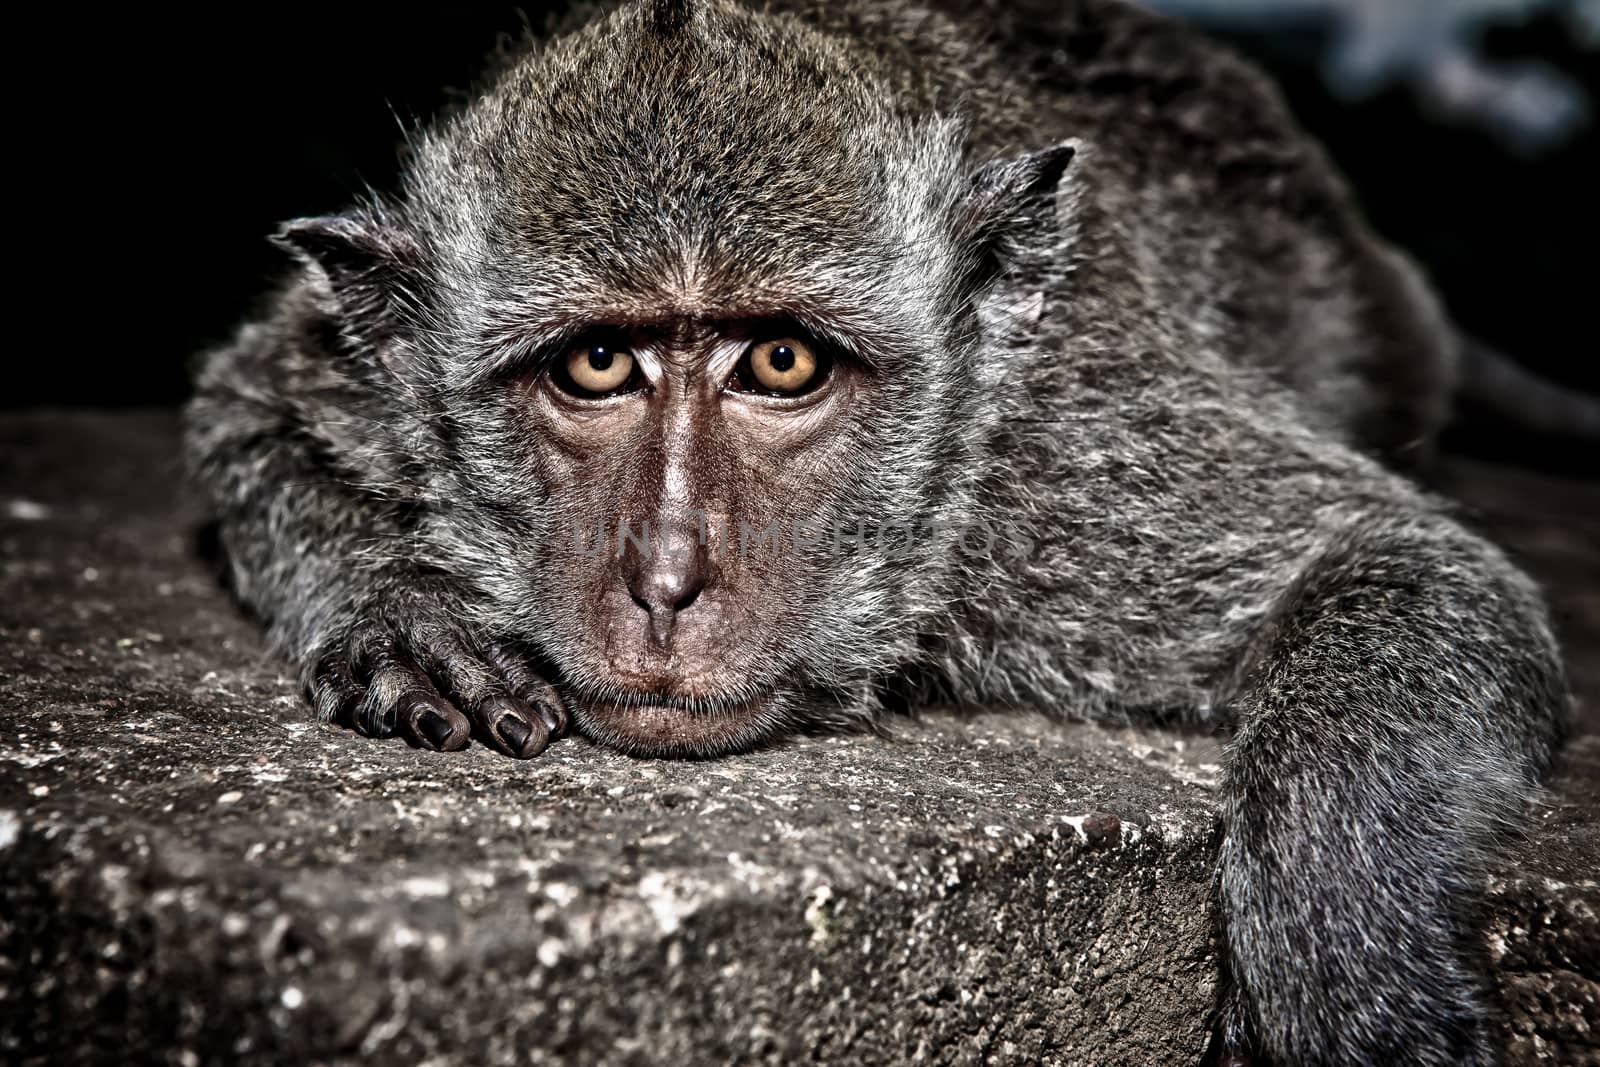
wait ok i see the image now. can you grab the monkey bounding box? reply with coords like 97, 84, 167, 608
184, 1, 1571, 1063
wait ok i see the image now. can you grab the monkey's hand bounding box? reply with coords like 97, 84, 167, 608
1214, 513, 1564, 1067
305, 588, 568, 759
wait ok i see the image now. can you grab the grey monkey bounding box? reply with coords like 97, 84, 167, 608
186, 1, 1570, 1063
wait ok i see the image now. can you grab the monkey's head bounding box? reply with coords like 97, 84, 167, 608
279, 0, 1075, 756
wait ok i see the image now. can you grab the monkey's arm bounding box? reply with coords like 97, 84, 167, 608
185, 312, 566, 758
1215, 510, 1565, 1067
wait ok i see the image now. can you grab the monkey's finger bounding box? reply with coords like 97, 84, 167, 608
415, 639, 553, 759
367, 663, 473, 752
349, 627, 471, 751
471, 692, 553, 760
484, 644, 571, 740
307, 649, 363, 727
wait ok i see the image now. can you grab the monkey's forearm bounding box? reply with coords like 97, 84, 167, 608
187, 344, 405, 661
1217, 513, 1566, 1067
187, 331, 570, 758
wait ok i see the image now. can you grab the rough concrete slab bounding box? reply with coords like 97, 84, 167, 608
0, 411, 1595, 1065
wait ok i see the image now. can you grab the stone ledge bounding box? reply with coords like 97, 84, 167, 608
0, 712, 1224, 1065
0, 411, 1595, 1065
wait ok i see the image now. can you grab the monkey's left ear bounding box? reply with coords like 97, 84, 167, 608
954, 139, 1078, 250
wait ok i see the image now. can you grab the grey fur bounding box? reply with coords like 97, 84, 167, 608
186, 1, 1569, 1063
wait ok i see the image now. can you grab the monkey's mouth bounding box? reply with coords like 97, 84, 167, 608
568, 689, 777, 758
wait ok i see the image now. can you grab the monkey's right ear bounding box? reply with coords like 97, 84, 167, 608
955, 142, 1079, 340
954, 140, 1078, 249
271, 211, 426, 339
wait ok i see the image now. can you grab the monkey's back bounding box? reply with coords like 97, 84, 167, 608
776, 0, 1459, 467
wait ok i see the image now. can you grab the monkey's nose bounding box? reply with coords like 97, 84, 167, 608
626, 549, 708, 650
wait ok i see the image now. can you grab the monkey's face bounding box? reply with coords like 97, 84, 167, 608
424, 201, 990, 758
502, 315, 894, 755
430, 183, 989, 756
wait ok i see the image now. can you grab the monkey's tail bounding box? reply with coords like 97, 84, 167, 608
1457, 336, 1600, 440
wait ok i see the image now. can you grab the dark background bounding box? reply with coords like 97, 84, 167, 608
24, 2, 1598, 467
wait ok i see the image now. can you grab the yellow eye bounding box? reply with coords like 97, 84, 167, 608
745, 337, 819, 394
561, 343, 635, 395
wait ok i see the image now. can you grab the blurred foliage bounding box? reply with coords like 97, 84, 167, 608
1142, 0, 1598, 152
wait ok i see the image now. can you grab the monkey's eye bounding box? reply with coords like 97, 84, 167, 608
731, 337, 828, 397
551, 340, 639, 398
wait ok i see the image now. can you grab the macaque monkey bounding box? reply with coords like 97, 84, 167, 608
187, 2, 1568, 1063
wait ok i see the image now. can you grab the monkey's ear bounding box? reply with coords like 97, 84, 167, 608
271, 211, 427, 340
956, 142, 1079, 342
954, 140, 1078, 248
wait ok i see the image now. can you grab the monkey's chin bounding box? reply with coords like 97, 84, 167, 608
571, 696, 777, 759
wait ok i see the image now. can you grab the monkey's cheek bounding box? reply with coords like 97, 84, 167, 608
570, 699, 772, 758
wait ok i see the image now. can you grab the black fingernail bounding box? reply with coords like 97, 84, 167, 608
498, 715, 532, 753
418, 708, 456, 749
538, 703, 568, 737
